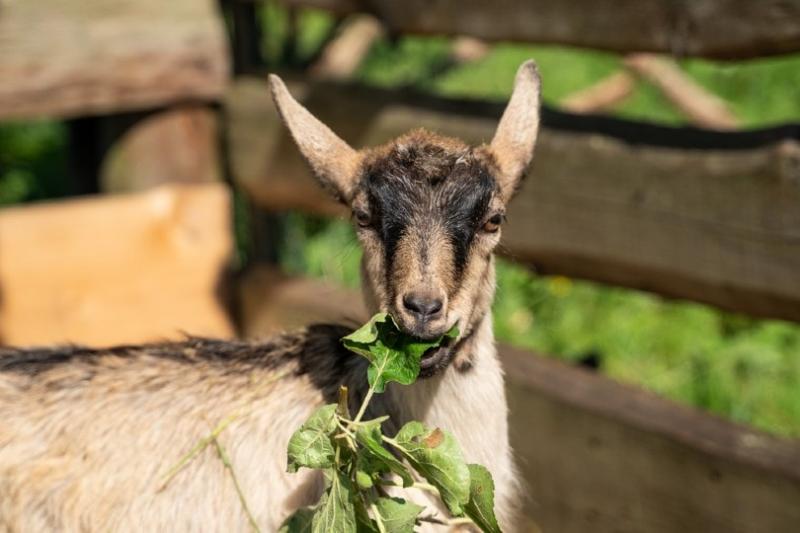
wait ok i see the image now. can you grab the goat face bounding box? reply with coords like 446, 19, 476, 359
270, 60, 541, 376
352, 133, 502, 374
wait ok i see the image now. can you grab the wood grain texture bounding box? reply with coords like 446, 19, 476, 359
226, 76, 800, 322
0, 184, 234, 346
266, 0, 800, 59
0, 0, 230, 119
237, 268, 800, 533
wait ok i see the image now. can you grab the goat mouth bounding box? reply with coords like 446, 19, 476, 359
418, 334, 456, 377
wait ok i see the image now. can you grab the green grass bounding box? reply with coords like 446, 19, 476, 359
0, 121, 69, 206
359, 37, 800, 127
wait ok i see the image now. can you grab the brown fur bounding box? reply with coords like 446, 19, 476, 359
1, 61, 541, 532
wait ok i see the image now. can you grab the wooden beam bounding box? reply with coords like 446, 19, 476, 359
225, 76, 800, 322
244, 0, 800, 60
0, 184, 234, 346
0, 0, 230, 120
237, 268, 800, 533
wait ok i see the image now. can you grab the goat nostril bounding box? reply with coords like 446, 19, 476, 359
402, 293, 443, 319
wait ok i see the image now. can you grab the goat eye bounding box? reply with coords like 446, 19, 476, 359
353, 210, 372, 228
483, 214, 503, 233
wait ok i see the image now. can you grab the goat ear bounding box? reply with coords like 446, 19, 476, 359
269, 74, 362, 203
490, 60, 542, 202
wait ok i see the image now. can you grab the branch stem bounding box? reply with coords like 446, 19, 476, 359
352, 382, 377, 424
370, 502, 388, 533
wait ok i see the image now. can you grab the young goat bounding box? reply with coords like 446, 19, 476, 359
0, 60, 541, 532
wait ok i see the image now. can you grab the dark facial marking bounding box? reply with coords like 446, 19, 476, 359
361, 140, 497, 288
438, 160, 495, 277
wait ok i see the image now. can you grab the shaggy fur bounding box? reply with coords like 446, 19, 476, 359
1, 61, 541, 532
0, 328, 354, 531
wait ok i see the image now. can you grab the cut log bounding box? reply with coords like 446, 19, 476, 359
0, 184, 234, 346
258, 0, 800, 60
0, 0, 230, 120
237, 267, 800, 533
225, 76, 800, 322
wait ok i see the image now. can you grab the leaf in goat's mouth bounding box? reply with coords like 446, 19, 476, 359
341, 313, 459, 392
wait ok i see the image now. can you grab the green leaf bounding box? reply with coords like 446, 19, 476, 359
341, 313, 459, 393
312, 471, 357, 533
355, 419, 414, 487
279, 507, 315, 533
287, 404, 338, 473
465, 464, 502, 533
374, 497, 424, 533
394, 422, 471, 516
341, 312, 390, 345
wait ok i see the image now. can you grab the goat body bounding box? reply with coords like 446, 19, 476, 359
0, 60, 541, 532
0, 319, 515, 531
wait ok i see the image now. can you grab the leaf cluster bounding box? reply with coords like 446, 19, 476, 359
281, 314, 501, 532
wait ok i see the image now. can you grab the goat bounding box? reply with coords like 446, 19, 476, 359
0, 60, 541, 532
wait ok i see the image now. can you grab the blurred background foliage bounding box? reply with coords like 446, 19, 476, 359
1, 2, 799, 437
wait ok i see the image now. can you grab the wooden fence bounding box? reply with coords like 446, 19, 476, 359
1, 1, 799, 532
226, 76, 800, 322
239, 0, 800, 59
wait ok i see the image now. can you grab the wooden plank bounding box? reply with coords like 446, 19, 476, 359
506, 350, 800, 533
0, 0, 230, 120
237, 268, 800, 533
0, 184, 234, 346
226, 76, 800, 322
253, 0, 800, 60
238, 267, 367, 338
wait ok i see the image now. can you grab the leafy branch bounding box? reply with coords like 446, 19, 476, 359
281, 313, 502, 533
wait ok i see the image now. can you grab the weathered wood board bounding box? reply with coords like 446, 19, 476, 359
266, 0, 800, 59
226, 76, 800, 322
237, 267, 800, 533
0, 0, 230, 119
0, 184, 234, 346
